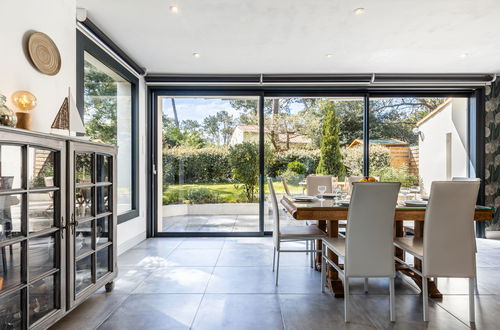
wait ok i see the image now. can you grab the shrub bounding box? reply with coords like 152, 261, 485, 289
228, 142, 260, 202
341, 145, 390, 176
163, 190, 184, 205
267, 149, 320, 177
316, 101, 346, 177
286, 161, 306, 175
185, 188, 221, 204
280, 169, 304, 185
163, 146, 231, 184
374, 165, 419, 187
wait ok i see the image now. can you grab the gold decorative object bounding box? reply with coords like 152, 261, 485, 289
0, 94, 17, 127
11, 90, 37, 111
11, 91, 37, 130
27, 32, 61, 76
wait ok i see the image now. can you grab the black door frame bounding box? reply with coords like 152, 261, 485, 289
147, 85, 485, 238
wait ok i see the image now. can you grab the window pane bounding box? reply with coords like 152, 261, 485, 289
0, 194, 23, 242
96, 216, 110, 245
75, 187, 92, 219
28, 234, 56, 279
0, 145, 22, 190
96, 247, 110, 279
0, 290, 22, 329
96, 154, 111, 183
0, 242, 22, 291
75, 254, 92, 294
75, 220, 93, 257
28, 148, 55, 189
76, 153, 93, 184
83, 51, 132, 215
28, 192, 55, 232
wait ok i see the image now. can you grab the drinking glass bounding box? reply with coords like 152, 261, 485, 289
401, 188, 410, 201
318, 185, 327, 201
410, 186, 420, 199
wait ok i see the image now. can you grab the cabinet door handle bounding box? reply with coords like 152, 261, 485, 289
60, 216, 66, 239
70, 214, 79, 234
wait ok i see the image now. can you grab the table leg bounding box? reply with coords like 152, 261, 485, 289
326, 220, 344, 297
398, 221, 442, 299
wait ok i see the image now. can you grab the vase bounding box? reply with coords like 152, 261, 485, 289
0, 94, 17, 127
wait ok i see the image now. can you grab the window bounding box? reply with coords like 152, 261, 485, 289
77, 30, 139, 223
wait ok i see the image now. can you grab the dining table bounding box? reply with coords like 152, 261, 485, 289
281, 196, 494, 298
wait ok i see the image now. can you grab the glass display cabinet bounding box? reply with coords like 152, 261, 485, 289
67, 140, 117, 308
0, 127, 117, 329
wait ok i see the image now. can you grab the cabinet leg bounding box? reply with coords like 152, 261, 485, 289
105, 281, 115, 293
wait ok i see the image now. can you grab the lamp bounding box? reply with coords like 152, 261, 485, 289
11, 90, 37, 130
412, 127, 424, 141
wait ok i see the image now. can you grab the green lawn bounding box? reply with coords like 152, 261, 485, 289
163, 181, 303, 204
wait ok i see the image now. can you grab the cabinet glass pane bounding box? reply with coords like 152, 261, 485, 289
96, 216, 110, 246
97, 186, 110, 214
75, 220, 92, 257
75, 187, 92, 219
28, 192, 55, 232
28, 234, 55, 279
96, 155, 111, 183
29, 274, 56, 325
76, 153, 93, 184
0, 290, 22, 330
0, 145, 22, 190
0, 241, 22, 291
28, 148, 55, 189
75, 255, 92, 294
0, 194, 22, 242
96, 247, 110, 279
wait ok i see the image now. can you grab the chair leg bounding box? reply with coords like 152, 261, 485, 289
390, 277, 396, 322
1, 247, 7, 274
310, 240, 314, 268
434, 277, 438, 288
364, 278, 368, 293
275, 251, 280, 286
344, 277, 350, 323
272, 247, 276, 272
423, 277, 429, 322
469, 277, 475, 323
321, 256, 326, 293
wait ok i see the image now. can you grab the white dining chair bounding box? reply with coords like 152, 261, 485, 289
321, 182, 401, 322
394, 181, 480, 323
268, 178, 326, 285
346, 176, 363, 195
306, 175, 333, 196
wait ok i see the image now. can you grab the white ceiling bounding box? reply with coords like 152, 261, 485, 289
77, 0, 500, 74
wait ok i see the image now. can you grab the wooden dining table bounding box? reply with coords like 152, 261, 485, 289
281, 196, 493, 298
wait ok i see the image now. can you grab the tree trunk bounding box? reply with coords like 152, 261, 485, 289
171, 98, 180, 128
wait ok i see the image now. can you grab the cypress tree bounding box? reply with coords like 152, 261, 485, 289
316, 101, 346, 178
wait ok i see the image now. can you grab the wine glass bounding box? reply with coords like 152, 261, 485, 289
410, 186, 420, 200
334, 187, 341, 204
401, 188, 410, 201
318, 185, 327, 201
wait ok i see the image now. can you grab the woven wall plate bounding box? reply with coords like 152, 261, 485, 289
27, 32, 61, 76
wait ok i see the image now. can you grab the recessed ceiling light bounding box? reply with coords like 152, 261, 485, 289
460, 53, 470, 59
169, 5, 179, 13
353, 8, 365, 15
325, 54, 334, 58
192, 52, 200, 58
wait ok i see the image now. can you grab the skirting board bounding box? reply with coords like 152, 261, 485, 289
117, 231, 146, 256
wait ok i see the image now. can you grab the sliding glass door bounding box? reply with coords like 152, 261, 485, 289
151, 90, 477, 237
157, 95, 262, 234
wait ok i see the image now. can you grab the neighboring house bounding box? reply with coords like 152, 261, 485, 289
348, 138, 411, 170
417, 98, 468, 193
230, 125, 311, 148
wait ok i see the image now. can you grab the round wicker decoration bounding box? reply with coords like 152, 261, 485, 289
28, 32, 61, 76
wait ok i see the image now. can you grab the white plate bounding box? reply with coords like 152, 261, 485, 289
293, 196, 316, 202
318, 193, 340, 198
337, 200, 350, 206
404, 200, 427, 207
420, 195, 429, 201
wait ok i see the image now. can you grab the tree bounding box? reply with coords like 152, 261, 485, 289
202, 110, 235, 145
316, 101, 346, 178
228, 142, 260, 202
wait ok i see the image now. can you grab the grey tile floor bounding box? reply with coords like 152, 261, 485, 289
50, 237, 500, 330
162, 214, 289, 232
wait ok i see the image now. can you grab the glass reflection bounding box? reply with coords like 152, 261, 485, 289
0, 242, 22, 291
76, 153, 93, 184
97, 186, 110, 214
28, 148, 55, 189
28, 234, 55, 280
0, 145, 22, 190
29, 275, 55, 325
75, 220, 92, 257
75, 255, 92, 293
75, 188, 92, 219
0, 291, 22, 330
96, 247, 110, 279
28, 192, 55, 232
0, 194, 22, 242
96, 155, 111, 183
96, 216, 109, 246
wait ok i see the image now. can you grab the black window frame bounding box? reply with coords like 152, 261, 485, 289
148, 86, 485, 237
77, 30, 139, 224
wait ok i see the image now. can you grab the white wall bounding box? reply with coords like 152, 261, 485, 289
0, 0, 146, 254
418, 98, 468, 194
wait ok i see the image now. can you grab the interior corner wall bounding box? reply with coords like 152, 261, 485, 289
0, 0, 147, 253
0, 0, 76, 132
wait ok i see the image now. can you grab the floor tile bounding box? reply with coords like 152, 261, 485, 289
134, 267, 214, 294
95, 267, 152, 295
118, 246, 176, 269
192, 294, 283, 330
98, 294, 203, 330
166, 248, 221, 267
217, 248, 273, 266
436, 294, 500, 328
177, 238, 226, 249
